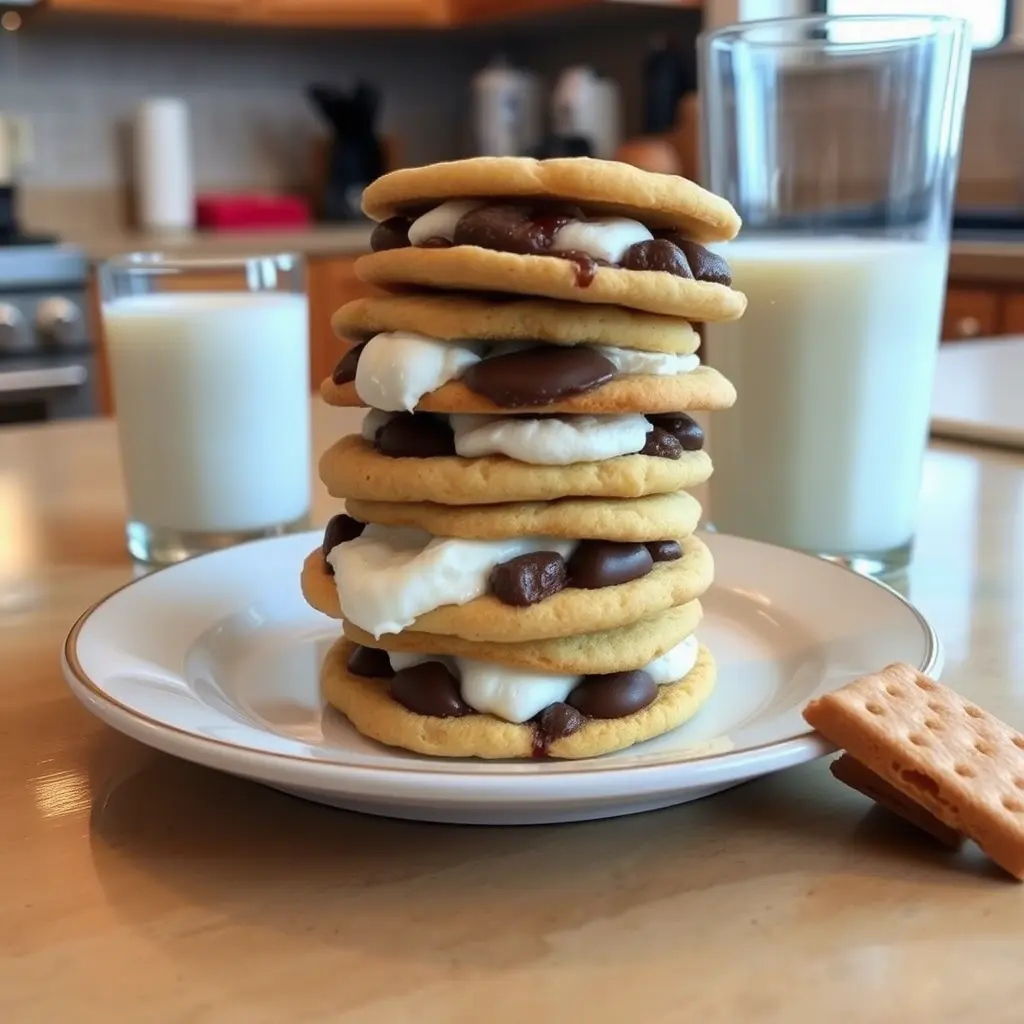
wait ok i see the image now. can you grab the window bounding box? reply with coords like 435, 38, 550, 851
824, 0, 1009, 49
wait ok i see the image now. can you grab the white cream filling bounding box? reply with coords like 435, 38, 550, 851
354, 332, 483, 412
385, 634, 700, 723
348, 331, 699, 415
407, 199, 484, 246
328, 524, 575, 638
551, 216, 653, 263
451, 412, 650, 465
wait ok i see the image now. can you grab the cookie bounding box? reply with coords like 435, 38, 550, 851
322, 636, 716, 760
361, 157, 741, 242
356, 247, 747, 321
344, 491, 703, 542
321, 365, 736, 416
804, 662, 1024, 880
332, 293, 700, 355
320, 435, 713, 505
343, 599, 702, 674
301, 534, 712, 641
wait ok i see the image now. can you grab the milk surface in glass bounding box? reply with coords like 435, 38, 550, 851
105, 291, 310, 535
704, 237, 947, 557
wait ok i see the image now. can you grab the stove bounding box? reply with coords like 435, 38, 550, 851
0, 242, 94, 424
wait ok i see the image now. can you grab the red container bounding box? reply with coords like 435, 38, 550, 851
195, 194, 312, 231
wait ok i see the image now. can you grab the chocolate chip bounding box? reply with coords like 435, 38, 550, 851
646, 540, 682, 563
646, 413, 704, 451
567, 540, 654, 590
621, 238, 694, 277
568, 670, 657, 719
390, 662, 473, 718
640, 427, 683, 459
655, 232, 732, 285
322, 513, 365, 572
420, 236, 453, 249
462, 345, 616, 408
370, 217, 412, 252
535, 702, 585, 743
347, 644, 394, 678
453, 204, 556, 254
490, 551, 568, 606
375, 413, 456, 458
331, 342, 366, 385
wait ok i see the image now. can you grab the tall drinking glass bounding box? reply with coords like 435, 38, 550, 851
699, 15, 971, 576
100, 253, 311, 565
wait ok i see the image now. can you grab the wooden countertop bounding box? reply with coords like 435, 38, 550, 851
2, 399, 1024, 1021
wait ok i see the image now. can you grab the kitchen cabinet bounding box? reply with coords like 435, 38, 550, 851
1002, 293, 1024, 336
254, 0, 448, 26
942, 287, 1001, 342
307, 255, 378, 391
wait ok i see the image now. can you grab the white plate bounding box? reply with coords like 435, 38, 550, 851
62, 530, 941, 825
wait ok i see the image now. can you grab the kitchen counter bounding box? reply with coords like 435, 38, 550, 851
949, 236, 1024, 283
2, 392, 1024, 1021
69, 222, 376, 262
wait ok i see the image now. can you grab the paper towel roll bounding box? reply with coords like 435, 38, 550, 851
134, 98, 194, 231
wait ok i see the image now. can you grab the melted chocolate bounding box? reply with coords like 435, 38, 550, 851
420, 236, 453, 249
532, 702, 586, 756
347, 645, 394, 679
646, 540, 683, 563
655, 232, 733, 285
331, 342, 366, 386
490, 551, 568, 606
568, 670, 658, 719
461, 345, 616, 407
390, 662, 473, 718
322, 513, 365, 573
375, 413, 457, 459
640, 427, 683, 459
646, 413, 704, 451
568, 541, 654, 590
370, 217, 412, 252
549, 249, 603, 287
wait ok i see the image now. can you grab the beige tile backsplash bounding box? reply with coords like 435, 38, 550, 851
4, 18, 1023, 238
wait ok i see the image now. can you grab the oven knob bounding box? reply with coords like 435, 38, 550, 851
36, 297, 82, 348
0, 303, 25, 352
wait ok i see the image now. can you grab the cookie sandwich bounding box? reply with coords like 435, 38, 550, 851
302, 156, 745, 760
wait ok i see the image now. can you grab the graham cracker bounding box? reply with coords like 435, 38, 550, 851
829, 752, 964, 849
803, 662, 1024, 880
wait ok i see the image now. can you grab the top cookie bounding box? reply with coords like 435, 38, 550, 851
361, 157, 741, 242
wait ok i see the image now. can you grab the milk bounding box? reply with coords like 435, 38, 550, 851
105, 291, 310, 534
704, 237, 948, 558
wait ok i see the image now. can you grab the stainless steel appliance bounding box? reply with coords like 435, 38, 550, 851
0, 244, 94, 425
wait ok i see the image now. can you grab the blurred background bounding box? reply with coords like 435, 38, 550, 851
1, 0, 1023, 425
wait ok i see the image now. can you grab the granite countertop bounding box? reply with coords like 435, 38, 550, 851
70, 222, 376, 263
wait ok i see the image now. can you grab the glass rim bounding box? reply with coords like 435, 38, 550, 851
102, 250, 302, 273
701, 12, 970, 48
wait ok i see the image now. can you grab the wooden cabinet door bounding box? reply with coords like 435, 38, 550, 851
1002, 293, 1024, 337
50, 0, 244, 17
307, 255, 378, 393
255, 0, 445, 25
941, 287, 1001, 342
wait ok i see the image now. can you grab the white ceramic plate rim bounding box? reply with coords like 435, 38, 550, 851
61, 532, 942, 805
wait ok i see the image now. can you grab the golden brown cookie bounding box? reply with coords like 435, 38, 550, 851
320, 435, 713, 505
361, 157, 741, 242
332, 294, 700, 354
321, 636, 717, 760
356, 247, 746, 321
344, 491, 703, 541
301, 534, 712, 641
321, 366, 736, 416
342, 599, 702, 673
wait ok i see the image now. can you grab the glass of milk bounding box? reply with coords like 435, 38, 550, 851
99, 253, 311, 565
698, 14, 971, 577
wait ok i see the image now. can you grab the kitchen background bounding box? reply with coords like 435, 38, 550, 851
2, 0, 1024, 424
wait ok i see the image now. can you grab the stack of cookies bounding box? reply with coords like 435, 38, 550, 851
300, 157, 746, 760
